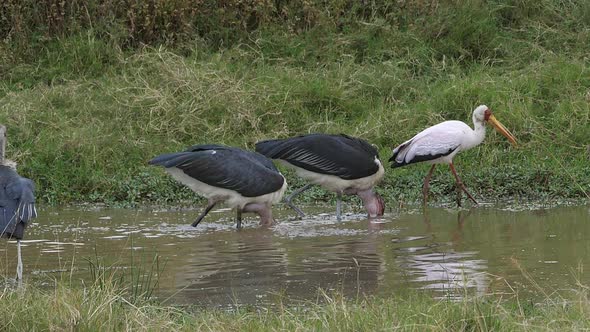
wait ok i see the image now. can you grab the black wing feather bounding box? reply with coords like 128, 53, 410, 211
150, 145, 284, 197
389, 139, 459, 168
255, 134, 380, 180
183, 144, 279, 172
391, 147, 457, 167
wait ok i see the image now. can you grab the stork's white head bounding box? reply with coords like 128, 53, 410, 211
472, 105, 517, 146
472, 105, 489, 123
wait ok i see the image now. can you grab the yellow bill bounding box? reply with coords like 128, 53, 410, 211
487, 114, 517, 146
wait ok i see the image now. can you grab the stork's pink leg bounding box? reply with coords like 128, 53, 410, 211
422, 165, 436, 205
449, 163, 478, 206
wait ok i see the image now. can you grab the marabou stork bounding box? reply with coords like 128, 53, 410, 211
0, 125, 38, 281
389, 105, 517, 206
149, 144, 287, 228
255, 134, 385, 221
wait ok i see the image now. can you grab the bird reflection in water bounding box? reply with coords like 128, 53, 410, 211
169, 220, 386, 307
396, 208, 488, 299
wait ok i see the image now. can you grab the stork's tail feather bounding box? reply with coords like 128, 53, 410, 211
388, 151, 398, 163
254, 139, 285, 158
389, 140, 412, 168
149, 152, 195, 168
16, 202, 37, 222
148, 153, 180, 166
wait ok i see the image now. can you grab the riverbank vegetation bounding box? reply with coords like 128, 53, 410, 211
2, 277, 590, 331
1, 0, 589, 205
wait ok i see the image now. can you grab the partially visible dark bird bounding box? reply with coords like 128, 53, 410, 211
255, 134, 385, 221
149, 144, 287, 228
0, 125, 38, 281
389, 105, 517, 206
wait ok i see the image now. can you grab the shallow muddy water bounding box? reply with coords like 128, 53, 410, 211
2, 203, 590, 307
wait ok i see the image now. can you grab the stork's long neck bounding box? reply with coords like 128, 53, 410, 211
0, 133, 5, 163
463, 116, 487, 150
0, 129, 17, 169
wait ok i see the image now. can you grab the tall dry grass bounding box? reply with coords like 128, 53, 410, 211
2, 276, 590, 331
0, 0, 588, 205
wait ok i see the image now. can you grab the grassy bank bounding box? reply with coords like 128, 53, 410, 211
0, 0, 589, 205
2, 280, 590, 331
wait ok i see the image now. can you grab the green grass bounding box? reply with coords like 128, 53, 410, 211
0, 0, 589, 205
2, 279, 590, 331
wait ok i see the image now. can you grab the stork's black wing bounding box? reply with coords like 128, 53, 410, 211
149, 145, 284, 197
184, 144, 279, 172
255, 134, 380, 180
0, 166, 37, 239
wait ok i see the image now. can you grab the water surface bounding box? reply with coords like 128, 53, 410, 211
1, 203, 589, 307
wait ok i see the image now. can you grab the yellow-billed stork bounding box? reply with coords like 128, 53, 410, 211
389, 105, 517, 206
